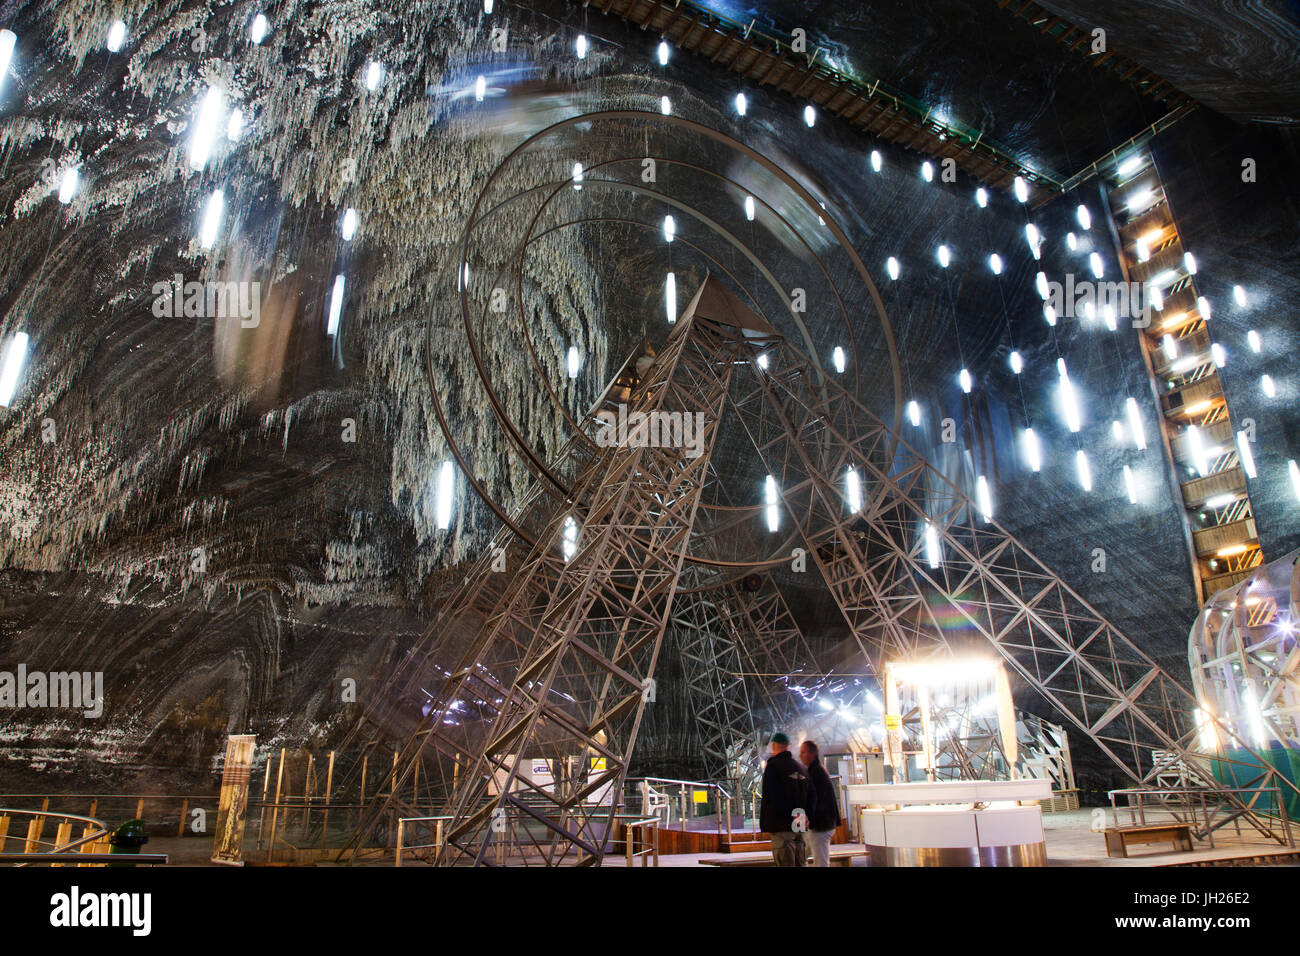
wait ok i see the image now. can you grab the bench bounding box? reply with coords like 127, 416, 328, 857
1104, 824, 1193, 858
700, 848, 865, 867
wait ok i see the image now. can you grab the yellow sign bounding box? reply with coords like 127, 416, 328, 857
590, 757, 606, 771
884, 715, 902, 730
692, 790, 709, 804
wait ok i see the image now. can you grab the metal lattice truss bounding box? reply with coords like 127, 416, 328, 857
670, 592, 759, 792
350, 277, 1296, 864
729, 335, 1297, 838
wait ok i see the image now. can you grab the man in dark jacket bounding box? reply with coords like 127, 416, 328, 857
799, 740, 841, 867
760, 732, 811, 866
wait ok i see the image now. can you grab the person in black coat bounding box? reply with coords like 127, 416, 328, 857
760, 732, 811, 866
799, 740, 841, 867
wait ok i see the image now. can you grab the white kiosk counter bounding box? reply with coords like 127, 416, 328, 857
847, 779, 1050, 867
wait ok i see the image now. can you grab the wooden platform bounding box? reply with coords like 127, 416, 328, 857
700, 848, 866, 867
1104, 824, 1193, 858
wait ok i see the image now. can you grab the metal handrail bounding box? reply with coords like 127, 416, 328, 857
626, 777, 735, 841
0, 807, 111, 865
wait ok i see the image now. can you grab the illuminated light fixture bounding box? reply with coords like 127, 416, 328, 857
924, 522, 941, 568
1183, 399, 1210, 416
1089, 252, 1104, 278
1261, 374, 1276, 398
188, 85, 225, 171
975, 187, 988, 208
665, 271, 676, 324
803, 104, 816, 127
1187, 424, 1209, 476
1111, 419, 1124, 442
832, 346, 846, 374
1206, 493, 1235, 509
1160, 311, 1187, 330
1197, 295, 1211, 319
764, 475, 780, 532
1148, 269, 1176, 289
659, 95, 671, 115
1082, 302, 1096, 322
222, 109, 246, 146
566, 345, 581, 379
906, 400, 921, 427
1236, 430, 1256, 478
1126, 185, 1153, 212
662, 214, 675, 242
1103, 305, 1117, 331
0, 30, 13, 96
657, 40, 669, 66
1123, 465, 1138, 504
1075, 449, 1092, 491
1149, 286, 1164, 311
458, 262, 470, 289
744, 194, 755, 221
435, 461, 455, 530
1135, 238, 1150, 262
988, 253, 1003, 275
1076, 204, 1091, 230
1243, 685, 1268, 748
570, 161, 584, 190
474, 75, 486, 101
1161, 333, 1178, 361
1025, 223, 1041, 259
1125, 397, 1146, 450
886, 256, 900, 280
484, 0, 494, 11
937, 245, 951, 268
199, 188, 224, 249
365, 61, 383, 91
870, 150, 882, 172
1057, 359, 1081, 432
0, 332, 30, 407
1217, 543, 1247, 558
57, 166, 78, 204
1289, 459, 1300, 501
562, 515, 578, 561
575, 34, 587, 59
250, 14, 269, 44
326, 273, 345, 335
1247, 329, 1261, 353
921, 161, 934, 182
1023, 427, 1042, 473
735, 92, 747, 115
1233, 285, 1247, 308
845, 467, 862, 513
1009, 350, 1023, 374
1211, 343, 1225, 368
976, 475, 993, 522
1067, 231, 1078, 251
1170, 355, 1199, 374
1035, 272, 1049, 300
756, 353, 768, 370
1043, 304, 1057, 326
959, 368, 972, 393
1184, 251, 1198, 274
1116, 154, 1144, 177
106, 20, 126, 52
341, 207, 357, 240
1013, 176, 1028, 203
